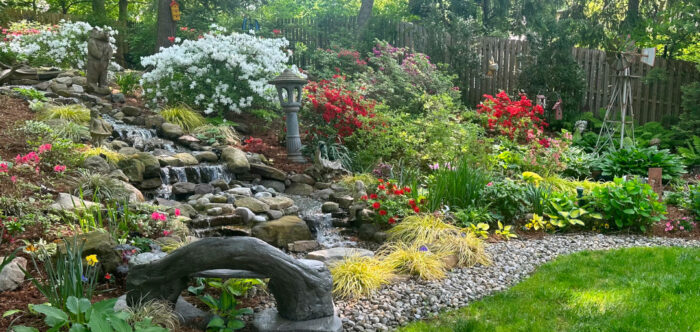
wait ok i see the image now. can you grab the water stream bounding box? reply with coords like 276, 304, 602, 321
291, 195, 356, 248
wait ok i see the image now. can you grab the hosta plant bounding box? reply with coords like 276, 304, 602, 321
599, 145, 686, 181
592, 177, 666, 232
545, 191, 602, 229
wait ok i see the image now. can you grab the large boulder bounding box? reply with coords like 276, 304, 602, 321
160, 122, 184, 139
157, 155, 182, 167
172, 153, 199, 166
120, 181, 145, 203
82, 156, 111, 174
258, 196, 294, 210
120, 106, 141, 116
250, 163, 286, 181
60, 232, 120, 274
117, 158, 145, 183
194, 151, 218, 163
235, 197, 270, 213
221, 147, 250, 174
50, 193, 102, 211
172, 182, 196, 195
285, 183, 314, 196
0, 256, 27, 291
134, 152, 161, 178
252, 216, 313, 248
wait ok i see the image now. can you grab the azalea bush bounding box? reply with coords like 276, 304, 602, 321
302, 75, 376, 139
477, 91, 548, 145
140, 26, 291, 115
309, 47, 369, 80
361, 40, 459, 114
0, 20, 116, 69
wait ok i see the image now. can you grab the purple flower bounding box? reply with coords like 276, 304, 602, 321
429, 163, 440, 170
81, 275, 88, 283
419, 245, 428, 252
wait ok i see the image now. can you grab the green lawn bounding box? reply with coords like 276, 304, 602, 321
399, 247, 700, 332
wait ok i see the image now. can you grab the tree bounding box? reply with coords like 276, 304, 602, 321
357, 0, 374, 31
155, 0, 176, 52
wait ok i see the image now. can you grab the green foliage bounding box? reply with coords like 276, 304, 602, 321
160, 106, 207, 133
308, 47, 369, 81
330, 255, 394, 298
398, 247, 700, 332
425, 160, 490, 212
482, 177, 526, 223
82, 147, 124, 165
198, 278, 260, 331
599, 146, 686, 181
346, 95, 490, 170
523, 184, 550, 216
13, 296, 168, 332
452, 206, 493, 228
115, 71, 141, 96
249, 108, 281, 125
562, 146, 598, 179
592, 178, 666, 232
688, 185, 700, 218
13, 87, 47, 101
123, 300, 180, 330
677, 136, 700, 167
18, 120, 54, 140
519, 16, 585, 123
23, 236, 99, 311
544, 191, 602, 229
55, 121, 90, 143
192, 124, 239, 146
40, 104, 91, 124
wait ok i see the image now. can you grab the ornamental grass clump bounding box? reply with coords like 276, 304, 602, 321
387, 215, 490, 267
81, 147, 124, 164
40, 104, 91, 124
160, 106, 207, 133
330, 255, 394, 299
380, 243, 447, 280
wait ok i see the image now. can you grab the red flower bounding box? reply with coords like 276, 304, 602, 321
403, 187, 411, 193
394, 190, 404, 195
167, 36, 175, 43
378, 179, 384, 183
104, 273, 112, 280
372, 202, 381, 209
369, 193, 378, 199
388, 217, 396, 224
413, 206, 420, 213
379, 210, 387, 216
272, 29, 281, 35
408, 199, 416, 206
361, 195, 368, 200
378, 184, 385, 190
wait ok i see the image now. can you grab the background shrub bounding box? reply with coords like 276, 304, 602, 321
592, 178, 666, 232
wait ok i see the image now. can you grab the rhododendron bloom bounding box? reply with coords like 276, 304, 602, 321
53, 165, 66, 172
38, 143, 52, 154
174, 208, 181, 216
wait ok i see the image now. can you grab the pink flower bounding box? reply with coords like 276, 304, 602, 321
151, 211, 161, 221
53, 165, 66, 172
0, 163, 8, 173
680, 226, 684, 230
38, 144, 52, 154
487, 182, 493, 187
10, 176, 16, 183
167, 36, 175, 43
174, 208, 181, 217
163, 230, 172, 236
272, 29, 281, 35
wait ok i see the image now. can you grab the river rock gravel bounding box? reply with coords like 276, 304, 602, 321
331, 234, 700, 331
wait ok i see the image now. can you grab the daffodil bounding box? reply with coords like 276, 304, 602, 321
85, 254, 99, 266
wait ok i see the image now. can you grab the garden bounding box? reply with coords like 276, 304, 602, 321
0, 0, 699, 331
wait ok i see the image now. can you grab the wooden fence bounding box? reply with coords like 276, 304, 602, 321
0, 9, 73, 25
276, 17, 699, 124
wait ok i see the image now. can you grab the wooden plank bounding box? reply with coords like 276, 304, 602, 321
595, 50, 605, 115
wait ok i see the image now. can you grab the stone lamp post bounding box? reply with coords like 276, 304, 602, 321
270, 69, 307, 163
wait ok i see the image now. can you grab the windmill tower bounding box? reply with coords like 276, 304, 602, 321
595, 38, 656, 152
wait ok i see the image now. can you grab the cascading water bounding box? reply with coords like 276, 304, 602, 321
102, 115, 156, 141
155, 164, 235, 199
292, 195, 356, 248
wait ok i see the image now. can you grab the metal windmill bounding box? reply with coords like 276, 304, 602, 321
595, 36, 656, 153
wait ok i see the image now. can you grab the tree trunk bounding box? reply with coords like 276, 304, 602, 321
155, 0, 177, 52
116, 0, 128, 66
357, 0, 374, 31
623, 0, 640, 29
482, 0, 491, 29
92, 0, 106, 23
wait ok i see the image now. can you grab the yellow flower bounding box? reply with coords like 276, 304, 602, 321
522, 172, 543, 185
85, 254, 99, 266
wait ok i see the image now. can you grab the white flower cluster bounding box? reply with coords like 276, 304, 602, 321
1, 20, 116, 69
140, 28, 291, 114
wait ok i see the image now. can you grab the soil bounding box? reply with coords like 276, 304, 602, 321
0, 95, 34, 161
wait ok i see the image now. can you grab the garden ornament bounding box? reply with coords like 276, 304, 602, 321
270, 69, 307, 163
89, 109, 113, 147
169, 0, 180, 21
86, 28, 112, 95
487, 56, 498, 77
553, 98, 563, 120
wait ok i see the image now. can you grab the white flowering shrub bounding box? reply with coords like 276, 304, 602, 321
140, 27, 291, 115
0, 20, 117, 69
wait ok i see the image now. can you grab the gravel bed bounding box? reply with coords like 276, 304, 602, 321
332, 234, 700, 331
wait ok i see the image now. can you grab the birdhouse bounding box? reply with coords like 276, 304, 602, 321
553, 99, 563, 120
536, 94, 546, 109
170, 0, 181, 21
486, 56, 498, 77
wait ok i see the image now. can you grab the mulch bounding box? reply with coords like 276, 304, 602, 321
0, 95, 34, 161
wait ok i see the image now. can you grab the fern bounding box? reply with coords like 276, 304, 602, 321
677, 136, 700, 167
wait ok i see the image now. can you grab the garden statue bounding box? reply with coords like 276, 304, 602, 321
87, 28, 112, 95
90, 109, 112, 146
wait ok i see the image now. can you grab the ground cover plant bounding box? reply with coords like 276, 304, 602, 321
398, 247, 700, 332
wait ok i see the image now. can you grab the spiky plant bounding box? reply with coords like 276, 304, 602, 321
40, 104, 91, 124
379, 243, 447, 280
73, 170, 131, 202
56, 121, 90, 143
123, 299, 180, 330
160, 106, 206, 133
330, 255, 394, 299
